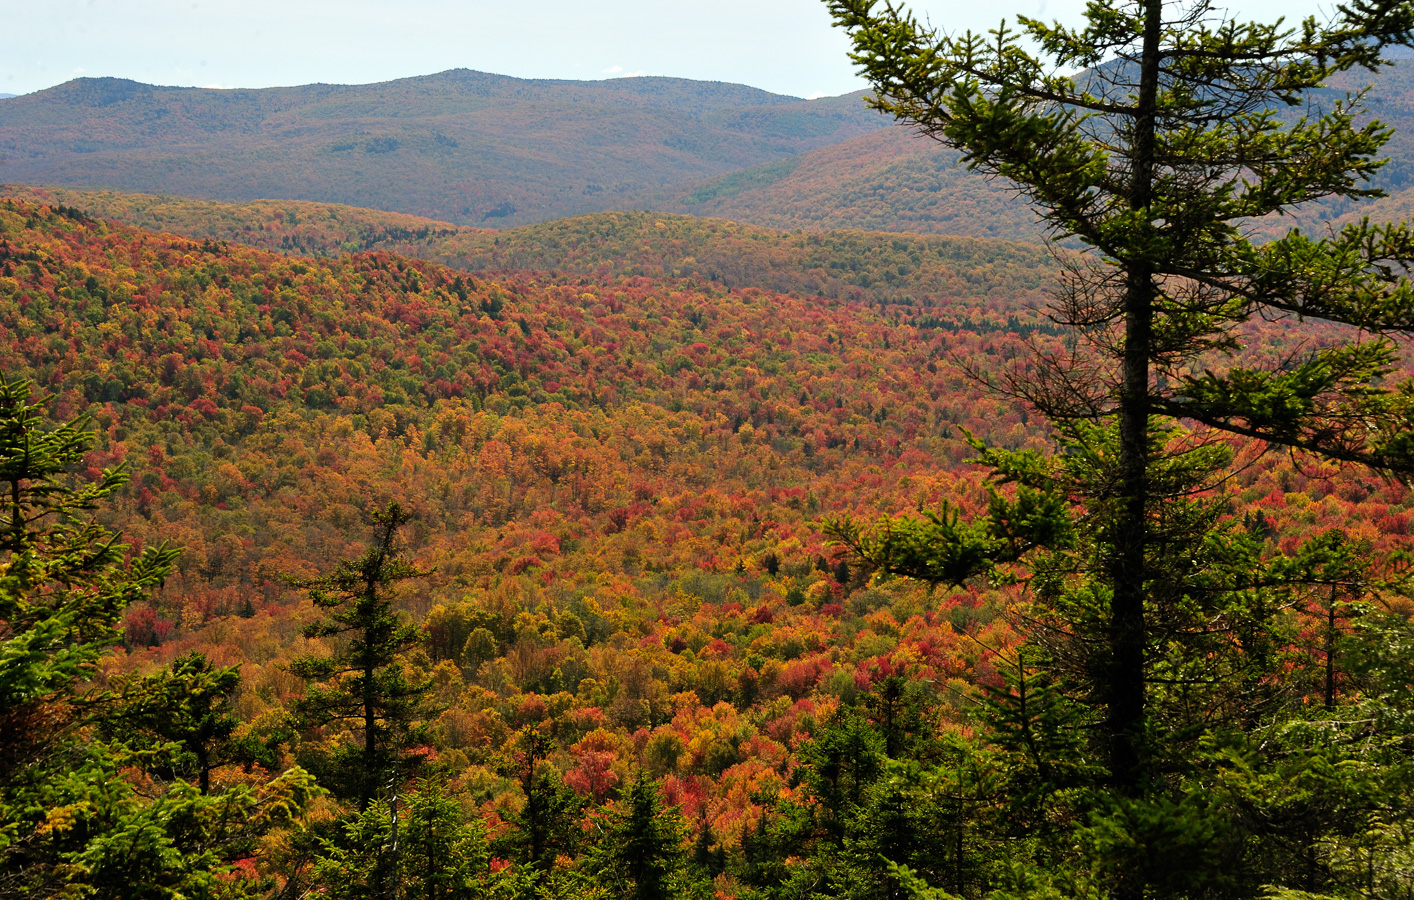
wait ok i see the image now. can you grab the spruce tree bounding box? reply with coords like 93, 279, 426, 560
826, 0, 1414, 895
290, 502, 436, 810
590, 773, 706, 900
0, 375, 315, 898
107, 650, 243, 794
309, 780, 513, 900
501, 726, 582, 877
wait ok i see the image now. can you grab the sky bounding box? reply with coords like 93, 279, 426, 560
4, 0, 1342, 99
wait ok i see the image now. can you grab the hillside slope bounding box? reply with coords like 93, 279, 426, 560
4, 195, 1410, 868
657, 59, 1414, 238
0, 185, 1053, 306
0, 195, 1063, 616
662, 126, 1045, 239
0, 193, 1047, 855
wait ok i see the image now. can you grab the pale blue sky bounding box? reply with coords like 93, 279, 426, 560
4, 0, 1341, 99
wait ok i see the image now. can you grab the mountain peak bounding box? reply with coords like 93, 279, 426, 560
38, 76, 160, 107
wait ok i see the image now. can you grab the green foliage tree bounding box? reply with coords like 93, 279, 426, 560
827, 0, 1414, 896
107, 650, 243, 794
786, 682, 967, 900
289, 501, 436, 810
0, 375, 315, 898
309, 780, 513, 900
501, 726, 583, 878
797, 708, 886, 846
588, 773, 706, 900
690, 818, 727, 882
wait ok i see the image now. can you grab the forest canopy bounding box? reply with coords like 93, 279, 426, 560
6, 0, 1414, 892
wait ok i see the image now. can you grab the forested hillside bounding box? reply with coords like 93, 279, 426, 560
0, 185, 1055, 303
4, 193, 1413, 896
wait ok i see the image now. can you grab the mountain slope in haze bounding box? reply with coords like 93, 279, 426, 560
660, 60, 1414, 238
0, 71, 883, 227
654, 59, 1414, 240
661, 126, 1045, 239
11, 61, 1414, 238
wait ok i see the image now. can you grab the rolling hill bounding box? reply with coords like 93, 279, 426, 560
0, 185, 1055, 306
661, 126, 1044, 239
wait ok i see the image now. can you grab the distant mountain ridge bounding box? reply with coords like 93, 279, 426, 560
7, 63, 1414, 237
0, 70, 885, 227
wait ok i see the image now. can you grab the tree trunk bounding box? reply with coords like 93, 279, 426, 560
1325, 588, 1339, 710
1108, 3, 1162, 898
1110, 0, 1162, 796
363, 567, 379, 812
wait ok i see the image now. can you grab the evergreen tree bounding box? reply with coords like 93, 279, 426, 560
797, 707, 886, 846
690, 818, 726, 880
826, 0, 1414, 895
107, 650, 243, 794
789, 683, 965, 900
589, 773, 706, 900
0, 375, 315, 898
309, 780, 514, 900
290, 502, 436, 810
500, 726, 582, 878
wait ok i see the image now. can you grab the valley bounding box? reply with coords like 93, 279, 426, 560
6, 23, 1414, 896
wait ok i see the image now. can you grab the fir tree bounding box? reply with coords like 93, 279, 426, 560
309, 780, 513, 900
827, 0, 1414, 895
590, 773, 706, 900
107, 650, 243, 794
500, 726, 582, 877
0, 375, 315, 898
289, 502, 436, 810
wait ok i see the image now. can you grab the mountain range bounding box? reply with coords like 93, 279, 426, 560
8, 63, 1414, 238
0, 70, 887, 228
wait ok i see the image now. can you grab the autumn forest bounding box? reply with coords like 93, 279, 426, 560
9, 1, 1414, 899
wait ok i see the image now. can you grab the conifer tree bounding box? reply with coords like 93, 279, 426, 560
0, 373, 164, 894
691, 818, 727, 880
309, 780, 514, 900
107, 650, 243, 794
289, 502, 436, 810
0, 375, 315, 898
501, 726, 582, 877
589, 773, 706, 900
826, 0, 1414, 895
